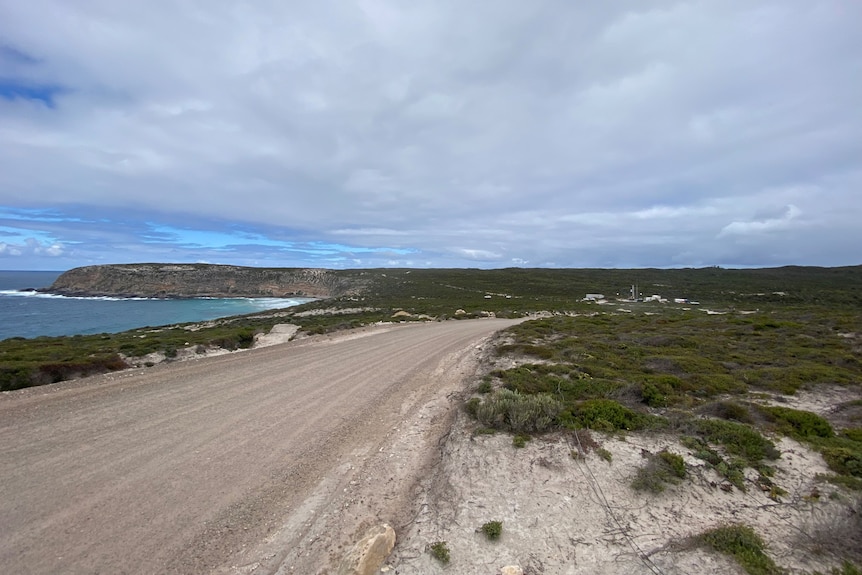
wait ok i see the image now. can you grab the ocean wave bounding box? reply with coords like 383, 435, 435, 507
0, 290, 314, 307
0, 290, 155, 301
243, 297, 316, 310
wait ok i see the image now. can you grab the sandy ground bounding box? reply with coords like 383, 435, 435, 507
386, 417, 860, 575
0, 319, 520, 575
3, 320, 859, 574
384, 354, 862, 575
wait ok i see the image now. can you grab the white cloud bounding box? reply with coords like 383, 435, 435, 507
456, 248, 502, 261
0, 238, 65, 258
0, 244, 23, 256
719, 205, 802, 237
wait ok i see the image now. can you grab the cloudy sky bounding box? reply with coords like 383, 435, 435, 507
1, 1, 860, 271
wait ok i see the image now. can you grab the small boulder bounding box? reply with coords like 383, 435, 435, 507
337, 523, 396, 575
501, 566, 523, 575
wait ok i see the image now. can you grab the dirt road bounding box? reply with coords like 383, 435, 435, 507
0, 318, 519, 574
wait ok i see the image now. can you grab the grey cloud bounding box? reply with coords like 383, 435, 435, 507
1, 0, 860, 269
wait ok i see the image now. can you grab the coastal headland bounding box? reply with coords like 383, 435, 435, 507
41, 263, 368, 299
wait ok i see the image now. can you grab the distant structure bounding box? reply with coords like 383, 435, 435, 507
644, 295, 667, 303
584, 293, 605, 301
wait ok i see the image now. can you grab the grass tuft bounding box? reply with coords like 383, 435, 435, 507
480, 520, 503, 541
429, 541, 450, 564
632, 449, 687, 493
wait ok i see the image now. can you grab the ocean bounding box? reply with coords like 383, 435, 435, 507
0, 270, 314, 341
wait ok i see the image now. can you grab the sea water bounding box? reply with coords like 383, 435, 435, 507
0, 270, 313, 341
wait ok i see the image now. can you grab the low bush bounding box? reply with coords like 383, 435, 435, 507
572, 399, 656, 432
760, 406, 834, 439
474, 389, 562, 433
512, 434, 530, 448
699, 524, 780, 575
631, 449, 687, 493
659, 450, 687, 478
32, 354, 129, 386
641, 381, 669, 407
818, 562, 862, 575
821, 447, 862, 478
701, 400, 753, 424
480, 520, 503, 540
429, 541, 450, 564
464, 397, 481, 417
690, 419, 780, 462
596, 447, 613, 463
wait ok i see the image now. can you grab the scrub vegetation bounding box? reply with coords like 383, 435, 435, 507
2, 266, 861, 405
467, 307, 861, 492
452, 266, 861, 570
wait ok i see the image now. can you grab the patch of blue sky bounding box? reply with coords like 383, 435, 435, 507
143, 224, 416, 257
0, 79, 65, 108
0, 225, 56, 244
143, 224, 294, 249
0, 207, 87, 224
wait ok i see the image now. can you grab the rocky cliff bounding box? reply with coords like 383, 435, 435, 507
44, 264, 367, 299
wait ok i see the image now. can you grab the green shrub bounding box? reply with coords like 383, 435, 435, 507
465, 397, 481, 417
693, 419, 780, 462
681, 436, 751, 491
699, 524, 780, 575
513, 434, 530, 448
761, 406, 834, 439
0, 365, 33, 391
825, 562, 862, 575
659, 450, 687, 478
574, 399, 654, 432
716, 458, 748, 491
596, 447, 613, 463
480, 520, 503, 540
429, 541, 450, 564
817, 473, 862, 491
32, 354, 129, 385
632, 449, 687, 493
821, 447, 862, 477
641, 382, 669, 407
701, 400, 753, 424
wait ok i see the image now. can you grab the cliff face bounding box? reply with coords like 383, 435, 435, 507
45, 264, 366, 299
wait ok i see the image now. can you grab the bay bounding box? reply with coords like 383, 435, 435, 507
0, 270, 313, 341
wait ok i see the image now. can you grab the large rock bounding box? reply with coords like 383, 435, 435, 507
337, 523, 396, 575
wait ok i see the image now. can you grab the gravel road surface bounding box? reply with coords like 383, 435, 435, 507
0, 318, 519, 574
